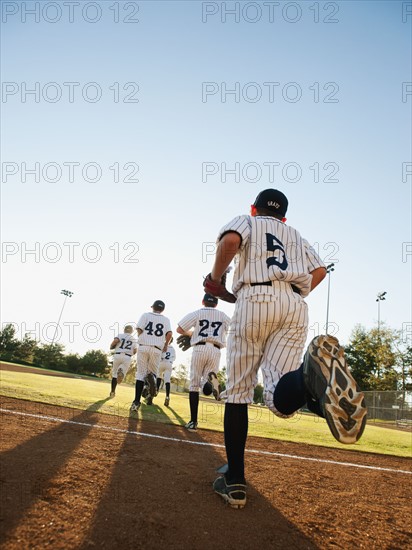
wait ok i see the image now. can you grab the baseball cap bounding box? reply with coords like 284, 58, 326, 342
203, 293, 218, 305
253, 189, 288, 216
152, 300, 165, 311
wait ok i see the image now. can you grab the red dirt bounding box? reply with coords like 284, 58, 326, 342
1, 395, 411, 550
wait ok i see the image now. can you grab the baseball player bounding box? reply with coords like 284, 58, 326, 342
177, 293, 231, 430
204, 189, 367, 508
130, 300, 172, 412
156, 338, 176, 406
109, 325, 138, 398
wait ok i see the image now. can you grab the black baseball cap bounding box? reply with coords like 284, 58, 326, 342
203, 293, 218, 305
152, 300, 165, 311
253, 189, 288, 217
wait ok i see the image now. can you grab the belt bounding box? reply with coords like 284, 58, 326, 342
195, 342, 221, 350
115, 352, 132, 357
250, 281, 301, 295
154, 346, 162, 351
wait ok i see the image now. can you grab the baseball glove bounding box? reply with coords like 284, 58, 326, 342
203, 273, 236, 303
176, 335, 191, 352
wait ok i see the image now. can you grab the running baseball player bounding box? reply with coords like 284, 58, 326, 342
177, 293, 231, 430
130, 300, 172, 412
156, 338, 176, 406
204, 188, 367, 508
109, 325, 138, 398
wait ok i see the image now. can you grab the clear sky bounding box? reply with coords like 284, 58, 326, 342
1, 0, 411, 369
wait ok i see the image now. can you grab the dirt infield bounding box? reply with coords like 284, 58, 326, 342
0, 397, 411, 549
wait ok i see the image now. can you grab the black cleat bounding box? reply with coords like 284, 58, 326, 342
303, 335, 367, 444
213, 476, 246, 509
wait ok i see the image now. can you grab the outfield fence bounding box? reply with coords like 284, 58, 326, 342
363, 391, 412, 427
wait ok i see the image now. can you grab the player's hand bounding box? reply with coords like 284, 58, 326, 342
204, 273, 236, 303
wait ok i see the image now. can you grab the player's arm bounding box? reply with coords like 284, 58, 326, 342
309, 267, 327, 291
163, 330, 173, 352
110, 337, 120, 350
137, 328, 143, 336
210, 231, 242, 282
176, 325, 192, 336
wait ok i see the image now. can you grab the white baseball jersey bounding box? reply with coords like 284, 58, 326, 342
218, 215, 324, 298
137, 312, 172, 348
217, 215, 325, 416
160, 345, 176, 365
178, 307, 230, 392
112, 332, 137, 378
178, 308, 231, 348
158, 345, 176, 384
113, 332, 138, 355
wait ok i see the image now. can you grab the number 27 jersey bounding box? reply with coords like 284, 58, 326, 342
178, 308, 231, 348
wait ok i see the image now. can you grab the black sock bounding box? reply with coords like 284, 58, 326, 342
165, 382, 170, 397
224, 403, 248, 484
156, 377, 162, 391
111, 378, 117, 393
189, 391, 199, 423
273, 364, 306, 415
134, 380, 144, 403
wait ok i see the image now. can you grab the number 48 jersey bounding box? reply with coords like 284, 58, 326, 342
178, 308, 231, 348
137, 312, 172, 347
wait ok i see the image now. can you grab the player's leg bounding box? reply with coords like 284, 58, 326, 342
131, 348, 149, 411
163, 366, 172, 406
110, 355, 122, 397
202, 346, 222, 400
157, 363, 165, 392
261, 292, 308, 417
185, 349, 203, 430
145, 348, 161, 404
214, 295, 263, 507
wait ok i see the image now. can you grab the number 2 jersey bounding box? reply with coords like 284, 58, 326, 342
218, 215, 325, 298
136, 312, 172, 348
178, 308, 231, 348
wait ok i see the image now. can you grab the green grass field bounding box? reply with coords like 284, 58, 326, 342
1, 366, 411, 458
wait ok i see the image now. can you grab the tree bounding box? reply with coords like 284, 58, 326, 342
253, 383, 264, 404
345, 324, 399, 391
13, 334, 38, 363
79, 350, 108, 377
394, 345, 412, 392
217, 366, 227, 391
65, 353, 82, 374
174, 364, 189, 391
33, 343, 66, 370
0, 324, 21, 361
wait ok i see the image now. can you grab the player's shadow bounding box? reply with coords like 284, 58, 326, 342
81, 410, 320, 550
0, 397, 110, 544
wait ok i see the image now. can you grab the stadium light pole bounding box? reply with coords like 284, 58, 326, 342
376, 291, 387, 338
325, 263, 335, 334
51, 289, 74, 346
376, 291, 387, 377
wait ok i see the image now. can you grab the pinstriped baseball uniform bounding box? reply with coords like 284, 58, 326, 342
112, 332, 138, 378
136, 312, 172, 381
178, 307, 231, 391
218, 214, 325, 416
157, 345, 176, 384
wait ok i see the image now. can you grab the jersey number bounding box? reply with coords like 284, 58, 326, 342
119, 338, 133, 350
199, 320, 222, 337
144, 322, 164, 336
266, 233, 288, 270
165, 352, 171, 360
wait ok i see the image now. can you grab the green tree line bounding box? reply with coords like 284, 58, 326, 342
0, 323, 108, 377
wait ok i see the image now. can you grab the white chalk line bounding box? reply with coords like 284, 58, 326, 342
1, 408, 411, 475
